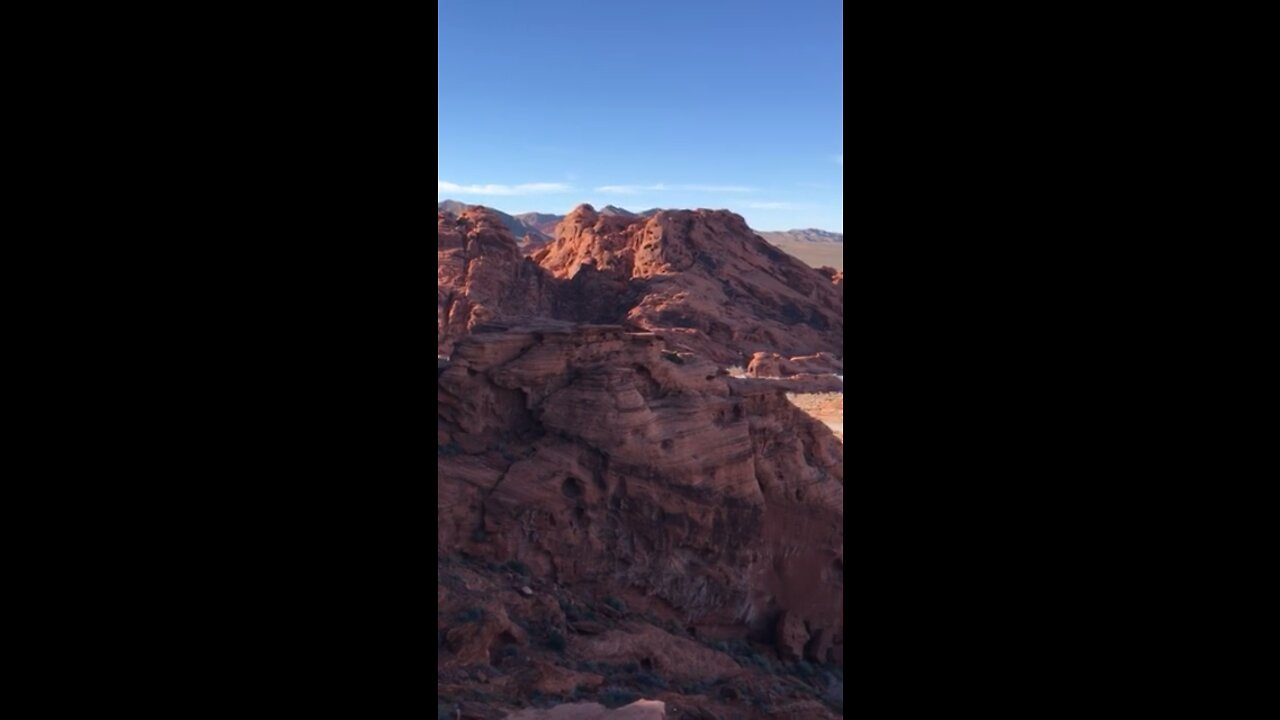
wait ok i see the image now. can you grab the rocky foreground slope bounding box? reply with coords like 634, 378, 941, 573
438, 323, 844, 719
437, 205, 843, 365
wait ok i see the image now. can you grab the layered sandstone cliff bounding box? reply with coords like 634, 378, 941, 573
437, 323, 843, 718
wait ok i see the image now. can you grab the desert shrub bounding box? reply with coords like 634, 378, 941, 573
661, 351, 684, 365
633, 670, 668, 690
603, 596, 627, 612
599, 686, 640, 708
679, 678, 715, 695
438, 443, 462, 456
789, 660, 816, 678
437, 702, 454, 720
528, 690, 563, 708
504, 560, 530, 576
456, 607, 484, 623
497, 644, 520, 662
543, 631, 566, 653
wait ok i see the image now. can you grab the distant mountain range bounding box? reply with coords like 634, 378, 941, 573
437, 200, 842, 247
438, 200, 553, 246
755, 229, 844, 245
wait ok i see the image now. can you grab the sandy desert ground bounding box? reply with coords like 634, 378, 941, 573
788, 392, 843, 442
774, 241, 844, 271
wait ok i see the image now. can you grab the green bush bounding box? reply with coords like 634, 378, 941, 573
456, 607, 484, 623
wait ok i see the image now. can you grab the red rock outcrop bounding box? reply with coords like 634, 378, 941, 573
746, 351, 843, 378
438, 208, 554, 355
438, 323, 843, 661
505, 701, 669, 720
438, 204, 843, 364
533, 206, 843, 364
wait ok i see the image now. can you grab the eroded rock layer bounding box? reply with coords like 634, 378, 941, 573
439, 324, 843, 659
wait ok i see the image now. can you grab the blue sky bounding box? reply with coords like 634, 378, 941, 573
438, 0, 843, 232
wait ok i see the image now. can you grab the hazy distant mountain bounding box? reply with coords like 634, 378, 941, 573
512, 212, 561, 237
755, 229, 843, 244
438, 200, 552, 246
437, 199, 472, 216
598, 205, 637, 218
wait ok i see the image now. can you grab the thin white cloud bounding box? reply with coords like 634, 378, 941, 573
594, 183, 755, 194
438, 180, 572, 196
683, 184, 755, 193
595, 184, 668, 194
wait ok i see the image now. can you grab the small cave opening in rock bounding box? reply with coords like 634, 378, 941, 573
561, 476, 584, 499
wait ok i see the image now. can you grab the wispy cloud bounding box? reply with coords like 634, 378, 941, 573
595, 183, 668, 194
743, 201, 798, 210
595, 183, 756, 194
684, 184, 755, 193
438, 180, 572, 196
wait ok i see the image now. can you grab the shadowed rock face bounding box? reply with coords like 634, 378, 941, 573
438, 324, 843, 666
438, 205, 844, 364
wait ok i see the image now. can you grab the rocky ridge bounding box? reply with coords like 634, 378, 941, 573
437, 204, 843, 365
437, 323, 843, 718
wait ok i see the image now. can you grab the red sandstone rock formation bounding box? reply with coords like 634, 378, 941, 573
438, 204, 844, 365
746, 351, 843, 378
534, 205, 843, 364
438, 208, 554, 355
505, 700, 669, 719
437, 323, 843, 717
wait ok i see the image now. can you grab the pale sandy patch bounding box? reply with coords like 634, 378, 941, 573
787, 392, 844, 443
